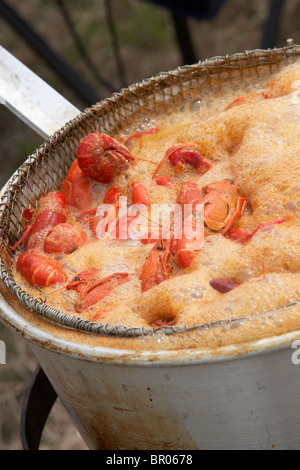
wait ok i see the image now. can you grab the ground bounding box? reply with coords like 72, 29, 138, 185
0, 0, 299, 450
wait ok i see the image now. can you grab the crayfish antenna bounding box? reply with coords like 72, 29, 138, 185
137, 211, 174, 243
151, 154, 169, 179
47, 284, 68, 296
135, 157, 158, 166
118, 128, 158, 147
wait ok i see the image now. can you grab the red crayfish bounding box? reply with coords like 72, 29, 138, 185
49, 268, 131, 313
152, 142, 212, 180
76, 129, 158, 184
16, 252, 67, 287
11, 191, 70, 251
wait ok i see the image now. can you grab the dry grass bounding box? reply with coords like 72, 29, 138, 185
0, 0, 299, 450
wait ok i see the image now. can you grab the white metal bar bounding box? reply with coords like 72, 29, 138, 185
0, 45, 81, 138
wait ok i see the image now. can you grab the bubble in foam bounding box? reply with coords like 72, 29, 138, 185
284, 200, 297, 212
190, 99, 202, 112
236, 268, 255, 283
191, 291, 203, 299
174, 293, 185, 302
93, 184, 104, 193
292, 183, 300, 192
229, 320, 243, 330
55, 254, 66, 261
61, 261, 73, 270
181, 287, 192, 293
266, 113, 281, 126
195, 285, 205, 291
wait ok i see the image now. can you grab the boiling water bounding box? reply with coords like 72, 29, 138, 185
13, 61, 300, 351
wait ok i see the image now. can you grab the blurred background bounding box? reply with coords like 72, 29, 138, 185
0, 0, 299, 450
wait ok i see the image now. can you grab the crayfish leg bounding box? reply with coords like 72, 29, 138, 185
11, 225, 33, 250
221, 196, 248, 236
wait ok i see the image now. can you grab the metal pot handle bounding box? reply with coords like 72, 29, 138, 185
0, 46, 80, 139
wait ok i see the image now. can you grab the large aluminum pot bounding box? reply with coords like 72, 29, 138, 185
1, 287, 300, 450
1, 44, 300, 449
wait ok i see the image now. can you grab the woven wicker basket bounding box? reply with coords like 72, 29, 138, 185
1, 43, 300, 337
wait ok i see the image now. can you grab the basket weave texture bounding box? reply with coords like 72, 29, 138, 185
1, 44, 300, 337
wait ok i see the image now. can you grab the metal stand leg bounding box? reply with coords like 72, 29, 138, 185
171, 12, 198, 65
20, 365, 58, 450
261, 0, 286, 49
